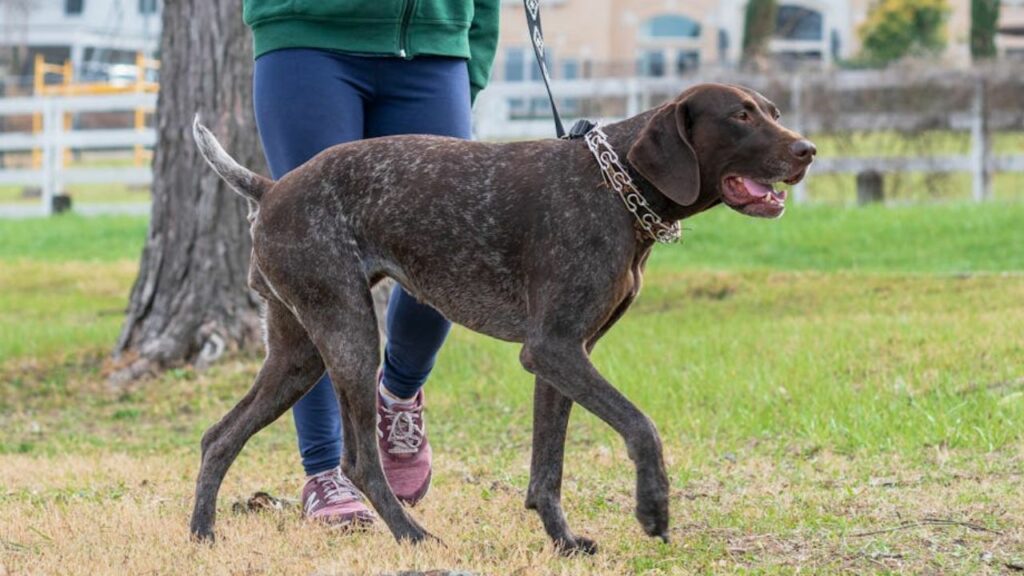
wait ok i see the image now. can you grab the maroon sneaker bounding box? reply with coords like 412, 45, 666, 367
300, 466, 375, 528
377, 388, 432, 506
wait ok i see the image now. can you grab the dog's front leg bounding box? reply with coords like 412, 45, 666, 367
521, 339, 670, 544
525, 377, 598, 555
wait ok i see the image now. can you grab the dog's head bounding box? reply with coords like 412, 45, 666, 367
627, 83, 816, 219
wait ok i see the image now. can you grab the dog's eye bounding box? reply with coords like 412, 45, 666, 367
734, 111, 751, 122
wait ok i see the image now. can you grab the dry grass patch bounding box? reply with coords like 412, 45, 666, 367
2, 445, 1023, 574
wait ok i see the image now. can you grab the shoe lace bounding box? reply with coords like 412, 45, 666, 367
378, 405, 423, 455
314, 470, 361, 506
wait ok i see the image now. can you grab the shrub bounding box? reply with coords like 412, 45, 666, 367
971, 0, 1000, 60
858, 0, 950, 65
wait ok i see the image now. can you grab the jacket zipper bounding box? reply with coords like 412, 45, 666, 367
398, 0, 415, 58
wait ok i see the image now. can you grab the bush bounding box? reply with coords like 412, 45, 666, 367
971, 0, 1000, 60
858, 0, 950, 65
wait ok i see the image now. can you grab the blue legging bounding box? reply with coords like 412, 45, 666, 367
253, 48, 471, 476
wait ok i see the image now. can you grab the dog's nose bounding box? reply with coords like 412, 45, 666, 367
790, 139, 817, 160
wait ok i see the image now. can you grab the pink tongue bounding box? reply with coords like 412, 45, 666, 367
741, 178, 772, 198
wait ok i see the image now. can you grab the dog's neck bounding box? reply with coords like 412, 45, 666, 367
600, 112, 722, 225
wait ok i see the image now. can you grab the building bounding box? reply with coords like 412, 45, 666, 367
1000, 0, 1024, 56
495, 0, 1024, 84
0, 0, 160, 89
2, 0, 1020, 90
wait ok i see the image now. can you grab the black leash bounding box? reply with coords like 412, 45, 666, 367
522, 0, 596, 140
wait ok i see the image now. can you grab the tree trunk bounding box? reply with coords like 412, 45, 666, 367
742, 0, 778, 70
113, 0, 265, 379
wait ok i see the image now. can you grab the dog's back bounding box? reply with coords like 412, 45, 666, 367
195, 124, 636, 342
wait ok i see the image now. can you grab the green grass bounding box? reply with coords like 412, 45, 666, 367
1, 205, 1023, 574
0, 214, 147, 262
656, 202, 1024, 273
0, 260, 137, 362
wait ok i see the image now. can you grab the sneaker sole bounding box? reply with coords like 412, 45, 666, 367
395, 469, 431, 507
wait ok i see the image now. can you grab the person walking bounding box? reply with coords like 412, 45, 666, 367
242, 0, 500, 527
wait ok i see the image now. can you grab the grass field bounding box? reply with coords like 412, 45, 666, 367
1, 205, 1023, 574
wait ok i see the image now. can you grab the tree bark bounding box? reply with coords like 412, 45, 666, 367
113, 0, 265, 379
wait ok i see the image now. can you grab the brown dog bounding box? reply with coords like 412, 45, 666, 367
189, 83, 815, 554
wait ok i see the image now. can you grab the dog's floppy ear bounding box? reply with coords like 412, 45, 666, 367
626, 101, 700, 206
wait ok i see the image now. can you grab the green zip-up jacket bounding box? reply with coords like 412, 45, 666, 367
243, 0, 500, 103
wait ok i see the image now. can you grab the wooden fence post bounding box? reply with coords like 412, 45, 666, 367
856, 170, 884, 205
970, 76, 992, 202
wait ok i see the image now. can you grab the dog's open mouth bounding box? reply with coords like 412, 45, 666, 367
721, 173, 803, 219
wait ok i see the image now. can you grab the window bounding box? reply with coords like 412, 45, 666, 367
139, 0, 157, 15
560, 59, 580, 116
675, 51, 699, 74
639, 15, 702, 74
561, 59, 579, 80
641, 15, 701, 39
65, 0, 84, 15
638, 50, 666, 77
505, 48, 525, 82
504, 47, 547, 81
775, 5, 823, 41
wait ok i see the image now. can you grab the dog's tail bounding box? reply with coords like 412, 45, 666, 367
192, 115, 272, 203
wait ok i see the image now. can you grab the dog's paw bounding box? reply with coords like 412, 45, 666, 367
189, 527, 216, 545
554, 535, 599, 556
635, 496, 669, 542
392, 524, 431, 546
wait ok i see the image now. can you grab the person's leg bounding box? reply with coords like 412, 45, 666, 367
366, 56, 473, 400
364, 56, 472, 505
253, 49, 375, 523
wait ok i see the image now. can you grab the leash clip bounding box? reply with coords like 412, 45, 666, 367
562, 119, 597, 141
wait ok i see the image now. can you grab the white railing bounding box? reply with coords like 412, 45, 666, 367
2, 69, 1022, 218
0, 92, 156, 217
473, 71, 1024, 203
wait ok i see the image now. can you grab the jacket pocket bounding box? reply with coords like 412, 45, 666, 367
289, 0, 404, 21
416, 1, 473, 24
243, 0, 293, 26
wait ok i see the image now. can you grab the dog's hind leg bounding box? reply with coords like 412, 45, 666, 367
190, 299, 324, 541
525, 377, 598, 555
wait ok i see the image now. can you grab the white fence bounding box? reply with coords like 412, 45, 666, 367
1, 69, 1022, 218
473, 70, 1024, 203
0, 92, 155, 217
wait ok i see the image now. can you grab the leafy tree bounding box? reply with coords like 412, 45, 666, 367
971, 0, 1001, 60
742, 0, 778, 68
858, 0, 950, 65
